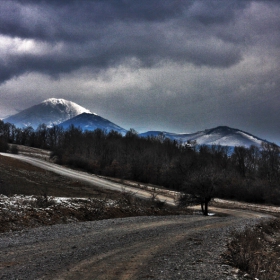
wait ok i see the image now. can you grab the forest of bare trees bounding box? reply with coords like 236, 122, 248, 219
1, 120, 280, 214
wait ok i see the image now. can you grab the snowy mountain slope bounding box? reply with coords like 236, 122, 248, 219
59, 113, 127, 135
194, 127, 264, 147
3, 98, 271, 148
4, 98, 92, 129
139, 126, 267, 148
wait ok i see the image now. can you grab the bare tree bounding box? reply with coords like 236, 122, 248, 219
180, 166, 222, 216
259, 142, 280, 183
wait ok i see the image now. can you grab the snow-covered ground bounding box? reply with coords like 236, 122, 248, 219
0, 194, 120, 233
0, 194, 116, 211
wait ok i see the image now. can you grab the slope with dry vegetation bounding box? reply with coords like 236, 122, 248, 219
0, 154, 187, 233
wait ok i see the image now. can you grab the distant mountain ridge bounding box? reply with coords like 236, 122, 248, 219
3, 98, 271, 148
139, 126, 267, 149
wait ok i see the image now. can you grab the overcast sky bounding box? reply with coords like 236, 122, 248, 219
0, 0, 280, 143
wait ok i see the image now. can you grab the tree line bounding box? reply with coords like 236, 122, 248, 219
1, 120, 280, 213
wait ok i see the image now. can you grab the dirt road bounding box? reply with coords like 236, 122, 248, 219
0, 209, 271, 280
0, 152, 273, 279
0, 153, 176, 205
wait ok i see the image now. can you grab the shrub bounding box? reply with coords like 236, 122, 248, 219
32, 195, 56, 208
10, 145, 19, 154
225, 219, 280, 279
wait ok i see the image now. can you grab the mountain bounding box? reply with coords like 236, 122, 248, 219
139, 126, 267, 149
4, 98, 271, 148
59, 113, 127, 135
4, 98, 92, 129
4, 97, 127, 135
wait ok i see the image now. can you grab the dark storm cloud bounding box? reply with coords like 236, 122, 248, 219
0, 0, 266, 83
16, 0, 189, 22
188, 0, 248, 25
0, 0, 189, 41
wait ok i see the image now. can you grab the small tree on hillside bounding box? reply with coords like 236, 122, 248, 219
0, 136, 8, 152
180, 166, 222, 216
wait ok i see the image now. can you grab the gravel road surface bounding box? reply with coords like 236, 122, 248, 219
0, 208, 271, 280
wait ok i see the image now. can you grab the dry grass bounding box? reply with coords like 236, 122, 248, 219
223, 219, 280, 279
0, 193, 184, 233
0, 154, 125, 199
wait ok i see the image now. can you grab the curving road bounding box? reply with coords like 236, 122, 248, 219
0, 153, 176, 205
0, 209, 271, 280
0, 152, 273, 279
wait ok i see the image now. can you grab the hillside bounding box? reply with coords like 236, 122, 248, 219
59, 113, 127, 135
140, 126, 267, 148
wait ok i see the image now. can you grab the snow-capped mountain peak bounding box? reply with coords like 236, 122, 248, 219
42, 98, 94, 116
4, 98, 96, 129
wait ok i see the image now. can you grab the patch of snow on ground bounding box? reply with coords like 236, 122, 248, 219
0, 194, 116, 211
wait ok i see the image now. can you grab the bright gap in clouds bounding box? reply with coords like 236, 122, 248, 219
0, 34, 65, 57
